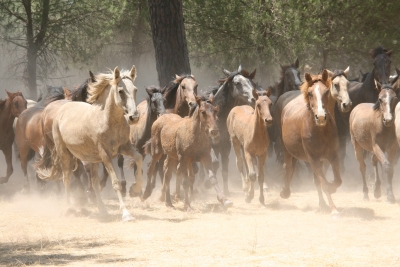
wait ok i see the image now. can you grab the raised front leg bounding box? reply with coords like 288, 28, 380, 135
231, 138, 248, 196
0, 146, 13, 184
244, 151, 256, 203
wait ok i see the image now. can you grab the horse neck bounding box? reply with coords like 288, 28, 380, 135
250, 106, 266, 139
327, 90, 337, 120
138, 99, 154, 146
174, 85, 189, 116
360, 71, 379, 103
103, 87, 125, 124
0, 100, 15, 131
190, 107, 206, 135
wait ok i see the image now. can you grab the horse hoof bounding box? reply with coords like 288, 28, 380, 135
245, 197, 251, 204
21, 186, 30, 194
374, 189, 381, 199
0, 177, 8, 184
280, 188, 291, 199
387, 196, 396, 204
331, 209, 340, 218
142, 188, 152, 200
204, 179, 213, 189
166, 203, 175, 209
224, 199, 233, 208
129, 188, 143, 198
363, 195, 369, 201
248, 173, 256, 182
122, 209, 135, 222
319, 202, 330, 212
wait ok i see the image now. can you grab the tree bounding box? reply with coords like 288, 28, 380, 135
147, 0, 191, 87
0, 0, 122, 99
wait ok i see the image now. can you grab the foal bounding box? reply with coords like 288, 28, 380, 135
227, 90, 273, 204
350, 83, 399, 202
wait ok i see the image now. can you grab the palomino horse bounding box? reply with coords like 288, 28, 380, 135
209, 65, 257, 195
144, 95, 231, 210
351, 82, 399, 202
335, 46, 393, 173
14, 86, 65, 191
101, 86, 166, 196
227, 90, 273, 204
37, 67, 142, 221
280, 70, 344, 214
0, 91, 27, 184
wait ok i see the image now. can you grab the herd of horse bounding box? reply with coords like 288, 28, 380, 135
1, 46, 400, 221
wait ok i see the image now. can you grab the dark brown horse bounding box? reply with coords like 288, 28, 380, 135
335, 46, 393, 173
0, 91, 27, 184
351, 82, 399, 202
280, 70, 343, 214
14, 86, 65, 191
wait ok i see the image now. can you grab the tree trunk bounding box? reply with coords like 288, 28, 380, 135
147, 0, 191, 87
26, 47, 37, 100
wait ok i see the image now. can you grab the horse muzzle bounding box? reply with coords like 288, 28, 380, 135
128, 113, 139, 123
264, 118, 273, 127
315, 114, 327, 127
341, 101, 352, 113
209, 129, 220, 144
383, 116, 394, 127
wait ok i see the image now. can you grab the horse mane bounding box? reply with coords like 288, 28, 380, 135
0, 99, 5, 109
67, 78, 91, 101
273, 64, 300, 97
86, 72, 115, 104
163, 74, 194, 110
369, 46, 389, 58
35, 86, 64, 107
332, 70, 346, 79
300, 74, 332, 105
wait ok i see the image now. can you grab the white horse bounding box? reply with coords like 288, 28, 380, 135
38, 67, 142, 221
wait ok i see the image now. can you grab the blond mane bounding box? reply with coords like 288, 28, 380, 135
86, 71, 115, 104
300, 73, 332, 104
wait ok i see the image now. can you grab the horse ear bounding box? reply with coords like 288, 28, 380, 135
196, 96, 202, 106
252, 89, 259, 100
374, 80, 382, 91
326, 69, 335, 78
63, 87, 70, 97
266, 87, 271, 97
114, 67, 120, 80
249, 69, 257, 80
223, 69, 231, 76
386, 50, 393, 57
237, 65, 242, 73
175, 74, 181, 80
209, 92, 215, 104
294, 58, 299, 69
5, 90, 12, 98
89, 71, 96, 83
130, 65, 137, 81
145, 87, 154, 96
214, 105, 219, 113
322, 69, 329, 82
305, 73, 312, 83
344, 66, 350, 77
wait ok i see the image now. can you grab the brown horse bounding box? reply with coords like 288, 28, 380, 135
227, 90, 273, 204
351, 82, 399, 202
0, 91, 27, 184
14, 86, 65, 191
164, 74, 198, 117
144, 95, 232, 209
280, 70, 342, 214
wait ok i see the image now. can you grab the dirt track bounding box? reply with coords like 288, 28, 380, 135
1, 160, 400, 267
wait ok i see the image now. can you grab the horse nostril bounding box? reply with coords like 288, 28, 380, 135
315, 115, 318, 120
342, 103, 347, 108
210, 130, 219, 136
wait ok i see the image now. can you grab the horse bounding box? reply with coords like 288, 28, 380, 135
100, 85, 166, 197
14, 85, 65, 191
144, 95, 231, 210
0, 91, 28, 184
351, 82, 399, 202
36, 67, 142, 221
208, 65, 258, 195
227, 89, 273, 204
280, 70, 345, 214
269, 58, 302, 99
164, 74, 198, 117
335, 46, 393, 173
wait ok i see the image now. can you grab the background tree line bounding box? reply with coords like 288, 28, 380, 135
1, 0, 399, 98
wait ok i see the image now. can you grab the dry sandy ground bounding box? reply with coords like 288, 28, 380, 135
1, 164, 400, 267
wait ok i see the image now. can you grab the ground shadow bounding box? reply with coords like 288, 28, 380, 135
338, 206, 387, 221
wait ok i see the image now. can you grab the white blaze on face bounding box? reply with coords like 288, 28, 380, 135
291, 69, 301, 85
233, 75, 254, 102
314, 85, 325, 117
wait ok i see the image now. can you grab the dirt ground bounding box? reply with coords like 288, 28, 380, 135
1, 152, 400, 266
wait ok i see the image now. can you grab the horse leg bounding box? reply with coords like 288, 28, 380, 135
211, 148, 219, 175
353, 139, 368, 200
101, 153, 134, 221
371, 144, 393, 202
200, 154, 233, 207
19, 146, 31, 193
82, 161, 96, 203
89, 163, 107, 215
99, 163, 108, 190
338, 133, 347, 175
257, 153, 267, 206
143, 151, 163, 200
117, 154, 126, 197
119, 143, 143, 198
162, 156, 176, 208
280, 148, 297, 199
179, 158, 192, 211
386, 146, 397, 203
0, 145, 13, 184
313, 172, 329, 211
220, 141, 231, 196
174, 167, 182, 202
371, 154, 381, 199
231, 138, 248, 199
187, 162, 196, 203
244, 151, 256, 203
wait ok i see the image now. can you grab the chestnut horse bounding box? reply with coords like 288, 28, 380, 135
351, 82, 399, 202
280, 70, 343, 214
0, 91, 27, 184
144, 95, 231, 210
227, 90, 273, 204
14, 86, 65, 191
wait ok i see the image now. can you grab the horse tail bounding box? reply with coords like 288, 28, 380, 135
34, 144, 52, 171
36, 145, 63, 181
16, 148, 35, 162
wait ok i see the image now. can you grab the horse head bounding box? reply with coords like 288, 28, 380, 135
327, 67, 352, 113
175, 74, 198, 110
6, 90, 27, 117
374, 77, 399, 127
120, 65, 139, 123
254, 89, 273, 126
196, 94, 220, 144
302, 70, 331, 127
370, 46, 392, 85
281, 58, 302, 94
146, 86, 166, 117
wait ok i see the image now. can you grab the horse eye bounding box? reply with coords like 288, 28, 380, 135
379, 99, 383, 102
